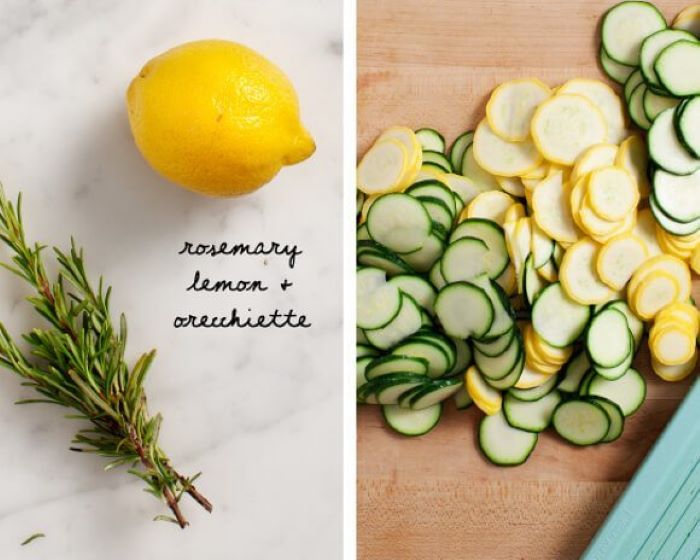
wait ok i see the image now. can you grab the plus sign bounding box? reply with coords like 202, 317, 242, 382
280, 279, 293, 291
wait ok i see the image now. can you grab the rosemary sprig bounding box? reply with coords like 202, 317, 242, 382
0, 185, 211, 528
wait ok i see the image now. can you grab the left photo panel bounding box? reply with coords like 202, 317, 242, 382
0, 1, 342, 559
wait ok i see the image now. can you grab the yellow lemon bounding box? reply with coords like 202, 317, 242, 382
126, 40, 315, 197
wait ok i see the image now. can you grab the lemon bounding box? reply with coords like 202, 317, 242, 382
126, 40, 315, 197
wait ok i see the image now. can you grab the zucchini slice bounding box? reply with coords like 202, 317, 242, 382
586, 396, 625, 443
676, 96, 700, 158
389, 274, 436, 314
655, 39, 700, 96
392, 337, 450, 378
364, 294, 423, 350
509, 373, 559, 401
357, 240, 414, 276
443, 173, 481, 205
587, 367, 647, 416
365, 355, 429, 380
448, 130, 474, 174
409, 378, 463, 410
473, 328, 515, 357
366, 193, 432, 254
357, 267, 401, 330
601, 1, 667, 66
650, 193, 700, 236
586, 308, 632, 368
478, 410, 538, 466
415, 128, 445, 153
552, 399, 610, 445
605, 300, 645, 350
421, 150, 452, 172
503, 390, 562, 433
474, 333, 522, 381
435, 282, 494, 339
640, 29, 697, 87
558, 351, 591, 393
532, 282, 591, 348
648, 108, 700, 176
453, 386, 473, 410
624, 69, 645, 101
382, 403, 442, 436
440, 237, 490, 283
600, 46, 635, 85
642, 88, 679, 121
531, 94, 608, 165
628, 83, 653, 130
461, 144, 500, 192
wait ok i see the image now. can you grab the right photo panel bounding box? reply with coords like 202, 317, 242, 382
356, 1, 700, 559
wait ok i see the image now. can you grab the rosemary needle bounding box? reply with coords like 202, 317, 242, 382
0, 185, 212, 528
21, 533, 45, 546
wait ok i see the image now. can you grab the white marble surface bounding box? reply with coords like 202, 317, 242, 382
0, 1, 342, 558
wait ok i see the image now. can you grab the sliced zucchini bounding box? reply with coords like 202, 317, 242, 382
676, 96, 700, 158
415, 128, 445, 153
421, 150, 452, 173
508, 373, 558, 402
449, 218, 509, 279
650, 193, 700, 236
655, 39, 700, 96
628, 83, 653, 130
435, 282, 494, 339
643, 89, 679, 121
443, 173, 481, 205
392, 337, 450, 378
624, 69, 645, 102
474, 332, 522, 380
473, 328, 515, 357
483, 352, 525, 391
592, 333, 634, 380
440, 237, 490, 283
558, 79, 626, 144
587, 367, 647, 416
605, 300, 645, 350
648, 108, 700, 176
586, 308, 633, 368
357, 342, 379, 359
388, 275, 436, 315
401, 232, 445, 273
365, 355, 429, 380
453, 386, 473, 410
461, 144, 501, 192
357, 267, 401, 330
600, 46, 635, 84
409, 377, 463, 410
357, 240, 414, 276
524, 254, 546, 307
447, 338, 473, 376
448, 131, 474, 174
382, 403, 442, 436
587, 396, 625, 443
478, 410, 538, 466
532, 282, 591, 348
552, 399, 610, 446
471, 275, 515, 339
601, 1, 667, 66
356, 356, 372, 400
558, 351, 591, 393
366, 193, 433, 254
640, 29, 697, 87
503, 390, 562, 432
653, 166, 700, 226
358, 373, 426, 405
406, 180, 457, 214
364, 294, 423, 350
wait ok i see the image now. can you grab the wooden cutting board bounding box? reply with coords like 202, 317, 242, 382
357, 1, 698, 558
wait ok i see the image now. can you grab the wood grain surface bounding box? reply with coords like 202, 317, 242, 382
357, 1, 698, 558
